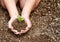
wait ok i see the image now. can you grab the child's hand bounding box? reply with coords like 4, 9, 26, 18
8, 16, 32, 35
8, 17, 17, 30
19, 17, 32, 34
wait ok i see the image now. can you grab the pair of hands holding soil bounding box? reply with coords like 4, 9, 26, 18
8, 15, 32, 35
1, 0, 40, 35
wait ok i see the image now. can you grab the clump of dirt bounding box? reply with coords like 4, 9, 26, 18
12, 19, 26, 32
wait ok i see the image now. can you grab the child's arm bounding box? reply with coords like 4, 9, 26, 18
21, 0, 36, 18
20, 0, 36, 34
4, 0, 19, 29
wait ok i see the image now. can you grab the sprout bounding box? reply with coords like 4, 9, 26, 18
17, 15, 24, 22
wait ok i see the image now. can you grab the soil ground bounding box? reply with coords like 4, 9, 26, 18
0, 0, 60, 42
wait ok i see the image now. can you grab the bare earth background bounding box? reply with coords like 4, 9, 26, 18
0, 0, 60, 42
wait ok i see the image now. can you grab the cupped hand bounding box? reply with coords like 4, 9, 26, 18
8, 16, 32, 35
8, 17, 17, 29
19, 18, 32, 35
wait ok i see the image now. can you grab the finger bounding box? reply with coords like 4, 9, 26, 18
19, 27, 30, 34
25, 18, 32, 28
25, 26, 30, 31
20, 30, 27, 34
11, 29, 20, 34
8, 19, 13, 29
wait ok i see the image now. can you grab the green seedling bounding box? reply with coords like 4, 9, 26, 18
17, 15, 24, 22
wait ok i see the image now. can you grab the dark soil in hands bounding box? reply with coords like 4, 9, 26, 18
12, 19, 27, 32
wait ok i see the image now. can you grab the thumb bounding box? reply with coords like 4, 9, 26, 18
25, 18, 32, 28
8, 18, 13, 29
8, 17, 16, 29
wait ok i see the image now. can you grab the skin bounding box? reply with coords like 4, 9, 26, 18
1, 0, 40, 35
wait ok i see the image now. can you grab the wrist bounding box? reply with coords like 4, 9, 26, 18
21, 15, 29, 19
10, 14, 19, 18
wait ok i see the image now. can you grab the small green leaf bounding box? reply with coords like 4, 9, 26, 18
17, 15, 24, 22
